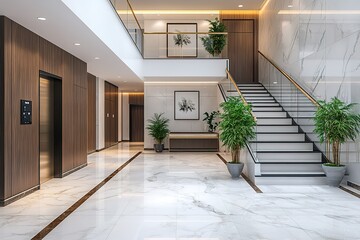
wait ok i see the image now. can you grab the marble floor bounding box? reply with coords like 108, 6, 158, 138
0, 143, 359, 240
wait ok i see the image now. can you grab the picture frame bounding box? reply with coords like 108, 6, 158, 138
167, 23, 198, 58
174, 91, 200, 120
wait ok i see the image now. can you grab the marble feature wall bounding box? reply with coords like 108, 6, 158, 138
259, 0, 360, 166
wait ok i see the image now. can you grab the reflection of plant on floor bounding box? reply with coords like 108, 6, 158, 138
173, 33, 191, 48
178, 98, 195, 112
203, 111, 220, 132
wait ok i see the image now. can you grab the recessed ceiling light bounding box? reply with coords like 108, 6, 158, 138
273, 81, 278, 84
123, 80, 127, 83
288, 5, 293, 8
238, 4, 244, 8
37, 17, 46, 21
94, 57, 100, 60
74, 43, 80, 46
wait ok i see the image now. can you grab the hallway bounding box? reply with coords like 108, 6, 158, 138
0, 143, 359, 239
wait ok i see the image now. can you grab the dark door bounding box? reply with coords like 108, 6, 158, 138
223, 20, 255, 83
130, 105, 144, 142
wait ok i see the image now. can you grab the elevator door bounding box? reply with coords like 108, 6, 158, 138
40, 77, 55, 184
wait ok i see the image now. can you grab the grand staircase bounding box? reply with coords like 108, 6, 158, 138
237, 83, 326, 185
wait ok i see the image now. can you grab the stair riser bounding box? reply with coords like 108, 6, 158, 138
243, 93, 271, 97
283, 107, 318, 111
257, 118, 293, 125
256, 125, 298, 132
251, 103, 280, 107
241, 90, 268, 93
252, 143, 314, 151
254, 112, 287, 118
257, 152, 322, 161
256, 134, 305, 142
238, 87, 265, 90
261, 164, 324, 173
252, 107, 283, 111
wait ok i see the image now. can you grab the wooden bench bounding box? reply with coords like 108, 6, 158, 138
169, 132, 219, 152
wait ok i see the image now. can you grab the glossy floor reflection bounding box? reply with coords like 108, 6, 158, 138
0, 143, 359, 240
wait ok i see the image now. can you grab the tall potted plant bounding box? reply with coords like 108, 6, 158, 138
146, 113, 170, 153
200, 18, 227, 57
219, 97, 256, 178
314, 97, 360, 186
203, 111, 220, 132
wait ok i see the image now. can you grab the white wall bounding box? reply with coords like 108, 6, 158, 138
96, 77, 105, 150
144, 83, 220, 149
122, 93, 130, 141
144, 19, 213, 58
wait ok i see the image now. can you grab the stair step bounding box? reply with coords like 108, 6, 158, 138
252, 107, 283, 111
260, 172, 325, 177
255, 175, 327, 185
257, 151, 322, 161
243, 93, 271, 97
241, 90, 268, 94
256, 125, 298, 132
283, 106, 318, 111
254, 111, 287, 118
251, 103, 280, 107
260, 163, 323, 173
237, 86, 265, 90
256, 118, 293, 125
256, 133, 305, 141
251, 142, 314, 151
237, 84, 262, 87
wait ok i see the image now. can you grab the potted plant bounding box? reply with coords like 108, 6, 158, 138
219, 97, 256, 178
200, 18, 227, 57
314, 97, 360, 186
146, 113, 170, 153
203, 111, 220, 132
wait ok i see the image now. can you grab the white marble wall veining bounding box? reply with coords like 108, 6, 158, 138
259, 0, 360, 170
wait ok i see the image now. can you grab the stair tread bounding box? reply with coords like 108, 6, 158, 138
259, 161, 322, 164
260, 172, 325, 177
257, 150, 320, 153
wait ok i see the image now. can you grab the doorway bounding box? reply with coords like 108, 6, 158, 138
130, 105, 144, 142
39, 73, 62, 184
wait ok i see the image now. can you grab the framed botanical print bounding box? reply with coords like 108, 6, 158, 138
174, 91, 200, 120
167, 23, 198, 58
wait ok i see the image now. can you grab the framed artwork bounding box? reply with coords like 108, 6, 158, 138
174, 91, 200, 120
167, 23, 198, 58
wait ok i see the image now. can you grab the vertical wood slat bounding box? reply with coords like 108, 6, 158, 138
62, 51, 74, 173
39, 38, 62, 77
220, 11, 259, 83
11, 21, 40, 195
87, 73, 96, 153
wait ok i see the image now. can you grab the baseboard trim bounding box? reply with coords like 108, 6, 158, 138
0, 185, 40, 207
61, 163, 88, 178
87, 150, 96, 155
96, 147, 106, 152
144, 148, 169, 151
348, 181, 360, 191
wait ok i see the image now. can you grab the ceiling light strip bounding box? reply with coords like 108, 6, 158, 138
278, 10, 360, 15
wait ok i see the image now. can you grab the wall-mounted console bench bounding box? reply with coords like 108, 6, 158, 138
169, 132, 219, 152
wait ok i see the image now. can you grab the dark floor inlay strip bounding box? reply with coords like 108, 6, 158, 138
339, 186, 360, 199
216, 153, 263, 193
32, 151, 142, 240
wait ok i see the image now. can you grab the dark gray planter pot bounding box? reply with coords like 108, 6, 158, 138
154, 144, 164, 153
226, 162, 244, 178
322, 164, 346, 187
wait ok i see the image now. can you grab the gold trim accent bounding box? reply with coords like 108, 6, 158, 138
225, 69, 257, 121
126, 0, 143, 32
258, 51, 320, 107
144, 32, 228, 35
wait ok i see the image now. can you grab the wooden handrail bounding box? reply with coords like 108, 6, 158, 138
225, 69, 257, 121
258, 51, 320, 107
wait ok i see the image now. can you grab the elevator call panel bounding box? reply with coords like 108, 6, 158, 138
20, 100, 32, 124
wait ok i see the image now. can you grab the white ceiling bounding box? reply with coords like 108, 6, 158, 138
0, 0, 144, 92
131, 0, 266, 10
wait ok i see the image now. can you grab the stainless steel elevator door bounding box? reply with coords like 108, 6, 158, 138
40, 77, 55, 184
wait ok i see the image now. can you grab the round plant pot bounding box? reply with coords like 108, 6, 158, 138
226, 162, 244, 179
322, 164, 346, 187
154, 144, 164, 153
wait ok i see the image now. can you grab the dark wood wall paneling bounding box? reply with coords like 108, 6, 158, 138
87, 73, 96, 153
0, 16, 88, 204
104, 82, 118, 148
220, 11, 259, 83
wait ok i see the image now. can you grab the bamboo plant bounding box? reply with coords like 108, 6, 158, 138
219, 97, 256, 163
314, 97, 360, 166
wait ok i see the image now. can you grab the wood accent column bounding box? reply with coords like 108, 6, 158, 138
220, 11, 259, 83
129, 93, 144, 142
104, 81, 118, 148
87, 73, 96, 153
